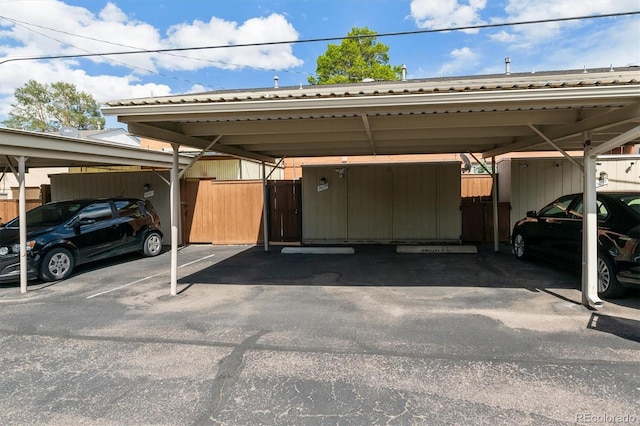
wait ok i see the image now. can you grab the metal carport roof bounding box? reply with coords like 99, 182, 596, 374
103, 67, 640, 162
0, 127, 192, 169
1, 127, 192, 294
102, 67, 640, 308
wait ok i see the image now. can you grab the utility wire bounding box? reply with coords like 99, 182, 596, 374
2, 16, 222, 90
1, 11, 638, 65
0, 15, 312, 81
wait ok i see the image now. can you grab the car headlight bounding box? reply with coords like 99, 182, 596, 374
0, 247, 8, 256
11, 241, 35, 253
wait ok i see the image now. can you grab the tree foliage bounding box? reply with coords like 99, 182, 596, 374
3, 80, 105, 132
308, 27, 402, 85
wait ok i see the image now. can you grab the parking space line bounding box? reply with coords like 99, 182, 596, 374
86, 253, 216, 299
179, 253, 216, 268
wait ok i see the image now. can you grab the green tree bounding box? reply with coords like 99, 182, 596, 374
3, 80, 105, 132
308, 27, 402, 85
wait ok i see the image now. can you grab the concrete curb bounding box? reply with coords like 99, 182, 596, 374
396, 245, 478, 254
281, 247, 355, 254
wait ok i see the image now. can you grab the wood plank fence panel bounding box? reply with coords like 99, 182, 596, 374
461, 174, 493, 198
0, 200, 42, 224
182, 180, 264, 244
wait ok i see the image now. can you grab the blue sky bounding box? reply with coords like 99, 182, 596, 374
0, 0, 639, 128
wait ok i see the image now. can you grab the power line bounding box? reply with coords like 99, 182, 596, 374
1, 11, 638, 65
0, 15, 313, 81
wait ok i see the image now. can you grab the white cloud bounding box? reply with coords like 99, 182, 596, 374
0, 59, 171, 118
493, 0, 640, 47
438, 47, 478, 76
160, 13, 303, 71
489, 30, 518, 43
0, 0, 304, 123
410, 0, 487, 32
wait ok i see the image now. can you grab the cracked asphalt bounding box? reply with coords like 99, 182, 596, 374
0, 244, 638, 425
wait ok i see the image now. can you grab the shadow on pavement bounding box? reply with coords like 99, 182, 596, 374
178, 243, 582, 291
587, 312, 640, 343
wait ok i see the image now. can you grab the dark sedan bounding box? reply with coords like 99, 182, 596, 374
512, 192, 640, 298
0, 198, 163, 283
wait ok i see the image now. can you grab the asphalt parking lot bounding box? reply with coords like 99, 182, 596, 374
0, 243, 638, 425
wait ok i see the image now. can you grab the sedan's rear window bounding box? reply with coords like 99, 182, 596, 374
617, 194, 640, 216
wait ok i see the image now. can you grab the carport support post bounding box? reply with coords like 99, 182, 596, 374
581, 135, 603, 309
170, 143, 180, 296
492, 156, 499, 253
17, 156, 27, 294
262, 162, 269, 252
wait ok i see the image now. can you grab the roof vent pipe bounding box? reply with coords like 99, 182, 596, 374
402, 64, 407, 81
505, 57, 511, 75
274, 75, 279, 89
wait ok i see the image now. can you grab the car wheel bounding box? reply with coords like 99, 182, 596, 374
597, 255, 626, 299
143, 232, 162, 257
513, 232, 528, 260
40, 248, 75, 282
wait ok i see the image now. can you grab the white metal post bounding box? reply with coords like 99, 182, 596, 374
582, 135, 603, 308
17, 156, 27, 294
492, 156, 499, 253
170, 143, 179, 296
262, 162, 269, 252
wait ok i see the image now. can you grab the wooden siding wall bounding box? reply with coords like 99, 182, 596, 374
182, 180, 264, 244
302, 163, 461, 244
0, 199, 42, 224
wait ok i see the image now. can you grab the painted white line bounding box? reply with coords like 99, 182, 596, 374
179, 253, 216, 268
86, 253, 216, 299
86, 274, 158, 299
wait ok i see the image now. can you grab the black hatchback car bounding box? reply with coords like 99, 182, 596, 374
511, 192, 640, 298
0, 198, 163, 283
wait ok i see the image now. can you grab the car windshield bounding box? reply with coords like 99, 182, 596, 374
6, 202, 85, 228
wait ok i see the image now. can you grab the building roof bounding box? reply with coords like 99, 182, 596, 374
103, 67, 640, 163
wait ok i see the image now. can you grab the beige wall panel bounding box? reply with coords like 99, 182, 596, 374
50, 171, 172, 244
597, 156, 640, 191
347, 166, 392, 240
392, 165, 438, 239
302, 163, 461, 244
302, 166, 348, 242
437, 164, 462, 240
497, 161, 511, 203
506, 157, 639, 233
185, 159, 240, 180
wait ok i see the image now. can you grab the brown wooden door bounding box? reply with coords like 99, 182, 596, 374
268, 180, 301, 242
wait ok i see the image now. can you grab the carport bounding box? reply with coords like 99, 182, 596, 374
0, 127, 192, 294
102, 67, 640, 308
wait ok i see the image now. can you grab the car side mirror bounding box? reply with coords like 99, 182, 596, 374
526, 210, 537, 218
68, 217, 96, 228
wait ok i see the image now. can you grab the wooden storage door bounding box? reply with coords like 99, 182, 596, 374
268, 180, 301, 242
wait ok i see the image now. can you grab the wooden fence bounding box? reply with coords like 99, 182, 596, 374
181, 180, 265, 244
0, 199, 42, 224
180, 174, 503, 244
461, 174, 493, 199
